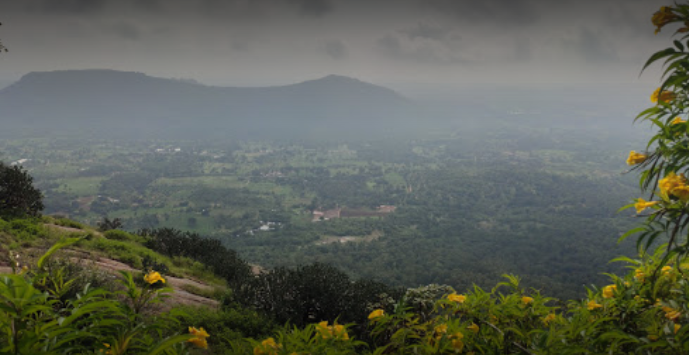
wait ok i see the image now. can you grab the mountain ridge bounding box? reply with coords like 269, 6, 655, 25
0, 69, 416, 139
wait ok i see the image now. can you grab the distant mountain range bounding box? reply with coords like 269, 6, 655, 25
0, 70, 418, 139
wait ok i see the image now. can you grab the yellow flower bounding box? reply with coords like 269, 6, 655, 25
450, 332, 465, 351
662, 305, 682, 321
676, 324, 682, 334
662, 265, 673, 275
634, 198, 659, 214
316, 321, 331, 339
652, 6, 679, 34
659, 172, 688, 198
602, 285, 617, 299
188, 326, 210, 349
332, 324, 349, 340
144, 271, 165, 284
543, 313, 557, 326
587, 300, 603, 310
673, 185, 689, 201
467, 323, 479, 333
447, 292, 466, 303
635, 269, 645, 282
651, 87, 676, 103
672, 117, 686, 125
626, 151, 648, 166
99, 343, 112, 355
368, 309, 384, 321
254, 337, 280, 355
316, 321, 348, 340
522, 296, 534, 305
433, 323, 448, 341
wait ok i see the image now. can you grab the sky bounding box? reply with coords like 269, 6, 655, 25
0, 0, 676, 88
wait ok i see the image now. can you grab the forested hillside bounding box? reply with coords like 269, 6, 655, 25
1, 114, 644, 300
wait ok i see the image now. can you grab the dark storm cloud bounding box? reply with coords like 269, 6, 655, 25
323, 39, 347, 59
131, 0, 163, 13
419, 0, 540, 26
399, 23, 451, 41
295, 0, 334, 17
0, 0, 671, 85
33, 0, 108, 14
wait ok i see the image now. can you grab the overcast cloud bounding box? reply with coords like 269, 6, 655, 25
0, 0, 672, 87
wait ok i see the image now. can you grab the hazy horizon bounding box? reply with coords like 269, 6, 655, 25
0, 0, 672, 88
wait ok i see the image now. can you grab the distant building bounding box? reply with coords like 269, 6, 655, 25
377, 205, 397, 213
10, 159, 29, 166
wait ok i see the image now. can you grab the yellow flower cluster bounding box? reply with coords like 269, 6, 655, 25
254, 337, 280, 355
450, 331, 464, 352
434, 323, 448, 340
447, 292, 466, 303
626, 151, 648, 166
651, 87, 676, 104
368, 309, 384, 321
587, 300, 603, 311
602, 285, 617, 299
521, 296, 533, 305
659, 172, 689, 200
188, 326, 210, 349
662, 306, 682, 321
672, 116, 687, 125
99, 343, 112, 355
635, 269, 645, 282
316, 321, 349, 340
144, 271, 165, 284
652, 6, 679, 34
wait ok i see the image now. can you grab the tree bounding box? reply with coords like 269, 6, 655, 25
97, 216, 123, 232
0, 22, 7, 53
0, 162, 44, 217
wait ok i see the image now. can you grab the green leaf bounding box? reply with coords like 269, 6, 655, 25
618, 227, 646, 244
37, 237, 83, 269
641, 48, 677, 73
674, 40, 684, 52
147, 334, 195, 355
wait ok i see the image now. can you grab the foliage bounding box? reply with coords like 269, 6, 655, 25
214, 4, 689, 354
177, 304, 277, 352
0, 162, 44, 217
0, 237, 199, 354
99, 217, 124, 232
233, 262, 404, 335
139, 227, 252, 288
622, 2, 689, 272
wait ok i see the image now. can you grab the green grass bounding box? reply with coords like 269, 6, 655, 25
56, 176, 107, 195
153, 176, 244, 188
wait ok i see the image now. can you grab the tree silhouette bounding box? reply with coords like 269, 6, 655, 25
0, 23, 7, 53
0, 162, 44, 217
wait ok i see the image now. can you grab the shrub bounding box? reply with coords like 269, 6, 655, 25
104, 229, 135, 241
